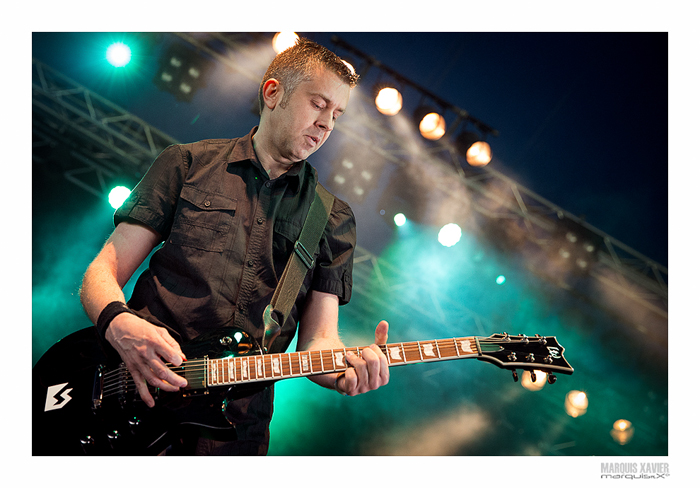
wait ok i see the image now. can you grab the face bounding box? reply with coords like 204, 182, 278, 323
265, 67, 351, 163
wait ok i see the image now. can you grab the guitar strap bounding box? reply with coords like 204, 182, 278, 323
261, 182, 335, 352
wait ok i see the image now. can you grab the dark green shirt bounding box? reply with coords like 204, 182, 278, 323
115, 127, 355, 354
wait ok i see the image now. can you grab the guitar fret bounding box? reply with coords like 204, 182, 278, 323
272, 354, 281, 377
202, 335, 488, 387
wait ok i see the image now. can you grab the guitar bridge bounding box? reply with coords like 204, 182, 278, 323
91, 365, 104, 410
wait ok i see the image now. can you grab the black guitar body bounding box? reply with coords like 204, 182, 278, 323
32, 327, 268, 456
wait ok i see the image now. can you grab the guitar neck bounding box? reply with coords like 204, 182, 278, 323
205, 337, 480, 388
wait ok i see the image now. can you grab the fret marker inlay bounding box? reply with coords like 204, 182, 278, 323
389, 347, 402, 361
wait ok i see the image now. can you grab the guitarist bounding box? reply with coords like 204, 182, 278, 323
78, 37, 390, 455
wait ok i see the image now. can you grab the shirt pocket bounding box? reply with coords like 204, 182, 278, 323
169, 184, 237, 252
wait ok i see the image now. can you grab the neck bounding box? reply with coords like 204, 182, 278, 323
252, 128, 297, 180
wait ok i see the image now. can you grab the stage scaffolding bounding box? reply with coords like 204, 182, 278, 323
32, 40, 667, 334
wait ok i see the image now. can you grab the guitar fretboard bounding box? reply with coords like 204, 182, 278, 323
206, 337, 479, 387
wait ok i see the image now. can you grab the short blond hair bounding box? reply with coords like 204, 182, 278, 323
258, 37, 359, 114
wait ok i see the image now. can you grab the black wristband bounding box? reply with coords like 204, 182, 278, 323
96, 301, 135, 343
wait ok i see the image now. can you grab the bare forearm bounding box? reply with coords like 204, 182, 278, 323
80, 259, 128, 324
80, 222, 161, 324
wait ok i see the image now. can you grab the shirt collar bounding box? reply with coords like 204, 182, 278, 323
229, 127, 310, 193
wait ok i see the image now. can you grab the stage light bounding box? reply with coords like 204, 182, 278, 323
554, 217, 603, 273
466, 141, 492, 166
375, 86, 402, 116
272, 32, 299, 53
153, 43, 215, 102
438, 223, 462, 247
413, 105, 446, 141
419, 113, 446, 140
106, 42, 131, 68
455, 131, 492, 167
610, 419, 635, 445
565, 390, 588, 418
496, 275, 506, 285
394, 213, 407, 227
521, 370, 547, 391
326, 145, 386, 204
108, 186, 131, 209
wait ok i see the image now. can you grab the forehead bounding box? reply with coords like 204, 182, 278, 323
298, 68, 351, 110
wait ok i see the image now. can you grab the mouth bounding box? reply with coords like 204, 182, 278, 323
305, 134, 320, 146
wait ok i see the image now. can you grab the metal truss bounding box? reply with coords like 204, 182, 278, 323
32, 58, 180, 197
31, 35, 667, 324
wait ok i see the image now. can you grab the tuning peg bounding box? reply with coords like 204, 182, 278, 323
530, 370, 537, 383
547, 374, 557, 384
512, 370, 518, 382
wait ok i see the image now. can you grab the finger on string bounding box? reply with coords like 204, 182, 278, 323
131, 368, 155, 408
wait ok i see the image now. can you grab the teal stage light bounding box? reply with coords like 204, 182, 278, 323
106, 42, 132, 67
394, 213, 407, 227
496, 275, 506, 285
438, 223, 462, 247
108, 186, 131, 209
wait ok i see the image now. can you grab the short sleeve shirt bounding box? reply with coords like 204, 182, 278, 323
115, 127, 356, 354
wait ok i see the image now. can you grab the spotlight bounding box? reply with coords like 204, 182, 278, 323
455, 131, 492, 167
108, 186, 131, 209
438, 223, 462, 247
414, 105, 446, 141
106, 42, 131, 68
326, 145, 386, 204
153, 43, 215, 102
374, 85, 402, 116
272, 32, 299, 53
564, 390, 589, 418
610, 419, 635, 445
521, 370, 547, 391
393, 213, 407, 227
554, 217, 603, 273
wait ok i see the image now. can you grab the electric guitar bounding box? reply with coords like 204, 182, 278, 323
32, 326, 573, 455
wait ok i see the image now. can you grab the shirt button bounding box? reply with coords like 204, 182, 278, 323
203, 200, 211, 207
247, 260, 254, 267
265, 181, 272, 188
257, 217, 264, 225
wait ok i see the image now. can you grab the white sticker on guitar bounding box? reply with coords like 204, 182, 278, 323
45, 383, 73, 412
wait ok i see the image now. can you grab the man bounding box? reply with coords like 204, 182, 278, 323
79, 38, 390, 455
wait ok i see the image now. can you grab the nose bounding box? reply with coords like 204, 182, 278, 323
316, 111, 334, 132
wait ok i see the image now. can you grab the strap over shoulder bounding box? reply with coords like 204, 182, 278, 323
262, 182, 335, 351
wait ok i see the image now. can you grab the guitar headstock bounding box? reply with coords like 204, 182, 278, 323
476, 333, 573, 384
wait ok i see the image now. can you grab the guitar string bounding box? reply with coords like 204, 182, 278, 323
100, 338, 543, 398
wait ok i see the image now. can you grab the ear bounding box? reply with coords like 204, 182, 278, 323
261, 78, 283, 110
